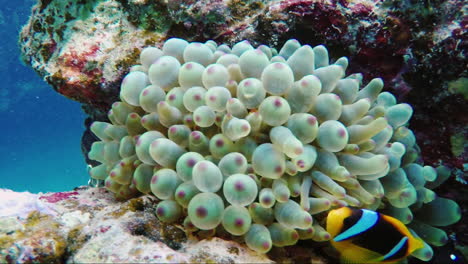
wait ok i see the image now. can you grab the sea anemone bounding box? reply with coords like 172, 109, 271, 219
87, 38, 461, 260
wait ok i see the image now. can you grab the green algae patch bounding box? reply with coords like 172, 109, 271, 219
448, 77, 468, 100
450, 133, 466, 157
190, 251, 234, 264
117, 0, 172, 32
66, 226, 89, 256
228, 0, 265, 21
0, 212, 67, 264
126, 197, 146, 212
228, 246, 240, 255
115, 48, 141, 72
112, 197, 149, 217
0, 235, 14, 252
25, 211, 58, 229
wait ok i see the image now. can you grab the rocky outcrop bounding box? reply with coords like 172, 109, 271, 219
0, 187, 278, 263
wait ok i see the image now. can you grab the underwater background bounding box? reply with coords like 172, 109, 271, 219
0, 0, 465, 263
0, 0, 88, 192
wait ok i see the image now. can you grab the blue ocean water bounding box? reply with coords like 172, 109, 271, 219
0, 1, 88, 193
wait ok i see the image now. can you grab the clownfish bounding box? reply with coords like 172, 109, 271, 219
326, 207, 424, 263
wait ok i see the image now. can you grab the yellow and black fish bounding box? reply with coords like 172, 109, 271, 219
327, 207, 424, 263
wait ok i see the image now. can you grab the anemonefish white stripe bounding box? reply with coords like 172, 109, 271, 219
333, 209, 378, 242
382, 236, 408, 260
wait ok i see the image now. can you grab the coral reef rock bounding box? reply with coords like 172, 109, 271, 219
0, 187, 275, 263
19, 0, 467, 180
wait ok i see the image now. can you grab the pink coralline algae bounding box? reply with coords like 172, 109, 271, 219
40, 191, 79, 203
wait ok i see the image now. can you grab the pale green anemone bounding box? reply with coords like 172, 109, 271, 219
88, 38, 461, 260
